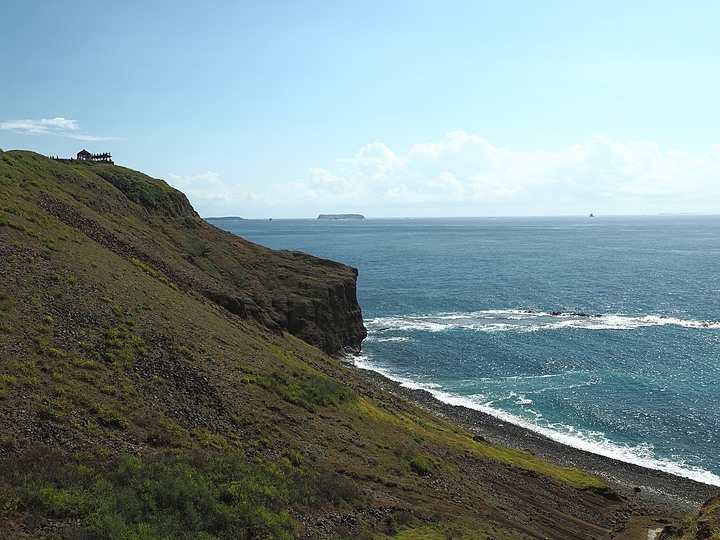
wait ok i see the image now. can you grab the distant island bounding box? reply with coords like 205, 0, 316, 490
317, 213, 365, 220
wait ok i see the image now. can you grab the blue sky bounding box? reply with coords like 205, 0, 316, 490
2, 1, 720, 218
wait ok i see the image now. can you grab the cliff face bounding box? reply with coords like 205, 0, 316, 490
268, 256, 366, 355
9, 151, 365, 355
184, 226, 368, 355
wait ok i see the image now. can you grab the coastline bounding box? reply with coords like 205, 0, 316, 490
347, 361, 718, 513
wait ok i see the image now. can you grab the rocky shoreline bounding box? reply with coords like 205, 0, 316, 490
347, 361, 719, 513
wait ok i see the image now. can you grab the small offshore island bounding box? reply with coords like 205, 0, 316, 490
317, 213, 365, 220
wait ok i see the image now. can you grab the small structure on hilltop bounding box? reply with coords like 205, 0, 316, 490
77, 149, 113, 164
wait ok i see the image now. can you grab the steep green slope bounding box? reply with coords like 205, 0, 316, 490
0, 150, 678, 539
0, 150, 365, 356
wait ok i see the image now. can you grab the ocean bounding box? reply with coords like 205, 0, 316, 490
208, 215, 720, 486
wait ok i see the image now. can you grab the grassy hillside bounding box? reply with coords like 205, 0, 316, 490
0, 150, 688, 539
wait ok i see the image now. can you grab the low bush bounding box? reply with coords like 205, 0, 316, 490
409, 456, 431, 476
258, 369, 356, 412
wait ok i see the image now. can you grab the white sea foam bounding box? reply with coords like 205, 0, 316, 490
352, 356, 720, 487
365, 310, 720, 335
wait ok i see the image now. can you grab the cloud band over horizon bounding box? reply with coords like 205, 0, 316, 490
169, 131, 720, 218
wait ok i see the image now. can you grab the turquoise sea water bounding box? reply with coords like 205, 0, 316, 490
209, 216, 720, 486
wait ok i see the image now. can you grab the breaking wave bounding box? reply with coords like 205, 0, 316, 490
365, 309, 720, 334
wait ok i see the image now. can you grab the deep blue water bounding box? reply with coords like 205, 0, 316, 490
209, 215, 720, 485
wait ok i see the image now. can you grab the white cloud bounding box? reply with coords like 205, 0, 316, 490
0, 117, 117, 140
286, 131, 720, 215
170, 132, 720, 217
167, 172, 233, 201
166, 171, 297, 217
0, 117, 79, 133
166, 171, 247, 217
338, 142, 398, 184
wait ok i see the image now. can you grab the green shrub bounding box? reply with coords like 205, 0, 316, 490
96, 170, 167, 210
290, 468, 366, 509
409, 456, 431, 476
258, 370, 355, 412
96, 408, 129, 429
22, 484, 94, 518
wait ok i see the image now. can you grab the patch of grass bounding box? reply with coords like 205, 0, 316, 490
94, 406, 129, 429
409, 455, 431, 476
35, 336, 51, 354
38, 404, 65, 423
72, 358, 101, 370
257, 369, 356, 412
169, 342, 194, 360
130, 257, 178, 290
100, 385, 118, 396
193, 429, 230, 451
378, 523, 454, 540
4, 448, 364, 540
21, 484, 95, 518
23, 377, 41, 388
145, 422, 187, 448
355, 397, 604, 490
102, 326, 145, 369
1, 374, 18, 386
35, 336, 67, 358
475, 442, 605, 490
96, 169, 169, 210
131, 257, 158, 278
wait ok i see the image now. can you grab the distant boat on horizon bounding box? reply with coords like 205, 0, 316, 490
589, 213, 595, 218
